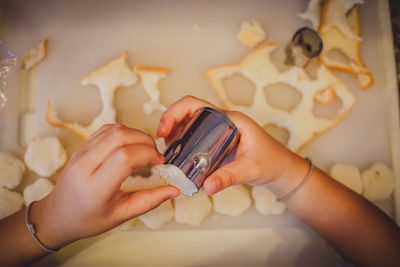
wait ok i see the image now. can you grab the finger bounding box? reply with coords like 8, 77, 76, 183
81, 126, 158, 174
68, 124, 118, 163
117, 186, 180, 220
157, 96, 217, 137
91, 144, 164, 195
203, 158, 255, 195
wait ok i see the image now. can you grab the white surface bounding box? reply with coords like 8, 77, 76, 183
1, 0, 399, 266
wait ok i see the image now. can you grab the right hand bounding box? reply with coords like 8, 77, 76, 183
156, 96, 308, 195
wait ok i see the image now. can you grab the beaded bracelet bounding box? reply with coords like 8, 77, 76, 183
25, 201, 58, 253
277, 157, 313, 202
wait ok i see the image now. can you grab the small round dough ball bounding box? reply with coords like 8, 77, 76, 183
252, 185, 286, 215
24, 137, 67, 177
0, 152, 26, 189
0, 188, 24, 220
174, 190, 212, 226
212, 185, 252, 216
139, 200, 174, 229
23, 178, 54, 206
361, 163, 394, 201
330, 164, 362, 194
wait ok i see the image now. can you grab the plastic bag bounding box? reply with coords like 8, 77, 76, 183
0, 40, 17, 111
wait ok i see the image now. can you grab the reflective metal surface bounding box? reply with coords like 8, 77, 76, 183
163, 107, 239, 191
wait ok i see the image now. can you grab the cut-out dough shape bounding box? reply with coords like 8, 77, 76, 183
318, 0, 373, 89
47, 52, 169, 138
206, 43, 355, 151
22, 39, 48, 70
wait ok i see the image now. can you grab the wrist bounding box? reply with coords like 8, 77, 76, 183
29, 197, 75, 251
266, 153, 310, 199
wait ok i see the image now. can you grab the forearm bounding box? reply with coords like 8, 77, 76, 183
0, 207, 49, 266
268, 154, 400, 266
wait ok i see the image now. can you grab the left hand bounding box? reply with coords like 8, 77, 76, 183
30, 124, 180, 249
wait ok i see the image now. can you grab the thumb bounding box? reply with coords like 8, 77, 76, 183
203, 159, 248, 195
119, 185, 180, 220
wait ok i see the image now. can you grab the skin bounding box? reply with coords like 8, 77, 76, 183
158, 96, 400, 267
0, 124, 180, 266
0, 95, 399, 266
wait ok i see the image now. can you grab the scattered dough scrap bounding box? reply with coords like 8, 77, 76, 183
24, 136, 67, 177
313, 86, 335, 105
252, 185, 286, 215
297, 0, 326, 29
174, 189, 212, 226
318, 0, 373, 89
206, 43, 355, 151
237, 21, 266, 48
212, 185, 252, 216
0, 152, 25, 189
330, 164, 362, 194
22, 39, 48, 70
152, 164, 198, 197
361, 163, 394, 201
46, 52, 170, 138
138, 200, 174, 229
134, 65, 169, 115
23, 178, 54, 206
0, 188, 24, 220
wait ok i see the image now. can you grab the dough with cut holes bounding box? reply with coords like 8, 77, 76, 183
318, 0, 373, 89
0, 188, 24, 220
46, 52, 170, 138
0, 152, 25, 189
361, 163, 394, 201
24, 137, 67, 177
23, 178, 54, 206
212, 185, 252, 216
330, 164, 362, 194
206, 43, 355, 151
174, 189, 212, 226
252, 185, 286, 215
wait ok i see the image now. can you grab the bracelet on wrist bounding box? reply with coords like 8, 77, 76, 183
25, 201, 58, 253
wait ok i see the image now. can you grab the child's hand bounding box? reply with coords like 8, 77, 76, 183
157, 96, 306, 195
31, 124, 180, 249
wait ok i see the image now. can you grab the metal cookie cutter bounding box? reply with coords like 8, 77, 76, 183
285, 27, 323, 67
154, 107, 240, 196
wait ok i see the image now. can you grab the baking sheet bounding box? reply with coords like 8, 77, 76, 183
1, 0, 399, 265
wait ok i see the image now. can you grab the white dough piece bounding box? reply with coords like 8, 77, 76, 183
212, 185, 252, 216
0, 152, 26, 189
24, 137, 67, 177
174, 190, 212, 226
155, 138, 167, 154
251, 186, 286, 215
297, 0, 324, 29
152, 164, 198, 197
23, 178, 54, 206
361, 163, 394, 201
237, 20, 266, 48
22, 39, 48, 70
138, 200, 174, 229
0, 188, 24, 220
330, 164, 362, 194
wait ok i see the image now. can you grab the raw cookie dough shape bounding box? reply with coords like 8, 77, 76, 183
318, 0, 373, 89
47, 52, 170, 138
206, 43, 355, 151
